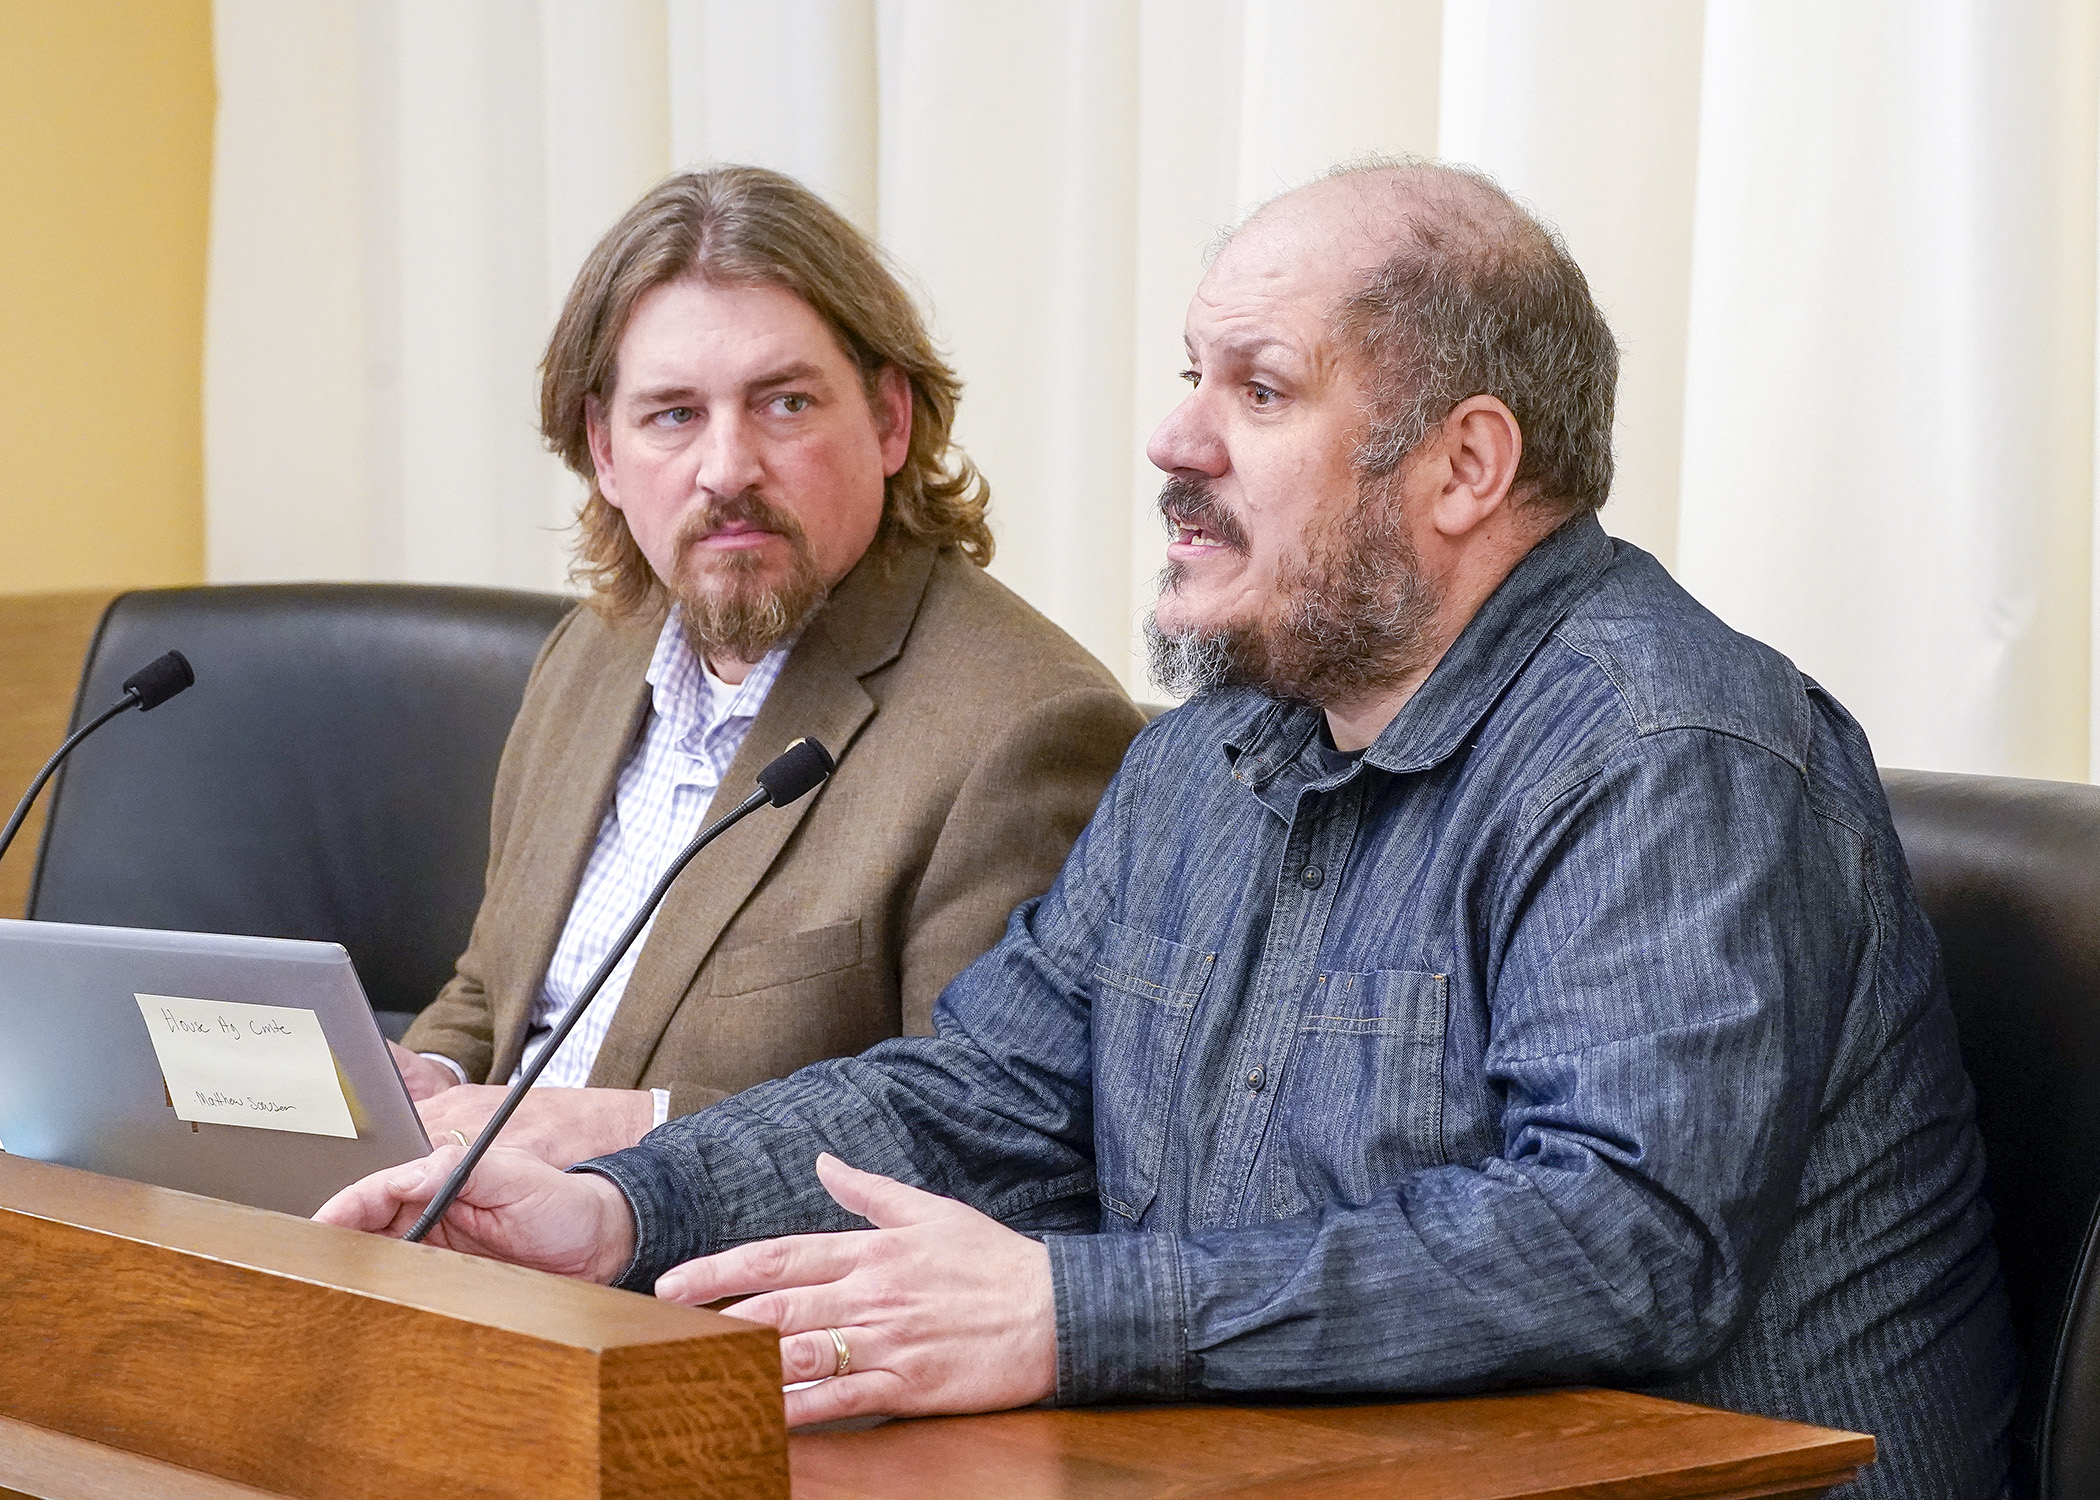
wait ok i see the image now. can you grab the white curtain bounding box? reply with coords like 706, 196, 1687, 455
207, 0, 2100, 781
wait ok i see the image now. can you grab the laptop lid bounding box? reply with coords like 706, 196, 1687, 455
0, 918, 431, 1216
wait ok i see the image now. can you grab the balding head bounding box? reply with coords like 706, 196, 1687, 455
1235, 159, 1540, 251
1224, 159, 1620, 517
1146, 158, 1617, 727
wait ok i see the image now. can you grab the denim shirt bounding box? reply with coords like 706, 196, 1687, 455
584, 516, 2016, 1499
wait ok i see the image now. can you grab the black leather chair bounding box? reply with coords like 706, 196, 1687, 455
1883, 768, 2100, 1498
28, 584, 574, 1039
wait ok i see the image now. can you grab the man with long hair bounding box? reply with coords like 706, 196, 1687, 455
389, 166, 1142, 1165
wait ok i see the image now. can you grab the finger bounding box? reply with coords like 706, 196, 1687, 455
312, 1174, 398, 1231
419, 1088, 496, 1130
388, 1044, 455, 1103
783, 1369, 909, 1429
777, 1324, 878, 1385
414, 1097, 464, 1133
416, 1142, 467, 1176
415, 1110, 472, 1151
430, 1143, 559, 1219
721, 1283, 866, 1336
812, 1153, 952, 1230
654, 1230, 865, 1304
389, 1143, 471, 1214
313, 1151, 444, 1230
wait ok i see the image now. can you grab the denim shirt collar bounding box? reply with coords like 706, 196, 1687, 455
1223, 514, 1616, 804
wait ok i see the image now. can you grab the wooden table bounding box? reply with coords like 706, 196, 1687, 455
1, 1390, 1869, 1500
0, 1154, 1870, 1499
788, 1390, 1871, 1499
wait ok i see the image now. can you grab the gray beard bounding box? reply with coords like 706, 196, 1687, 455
1144, 618, 1244, 700
1145, 472, 1442, 706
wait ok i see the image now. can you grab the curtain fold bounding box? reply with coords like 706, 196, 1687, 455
1438, 0, 1704, 569
875, 0, 1143, 676
207, 0, 2100, 779
1675, 0, 2097, 782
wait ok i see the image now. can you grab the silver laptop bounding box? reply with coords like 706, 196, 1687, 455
0, 917, 430, 1216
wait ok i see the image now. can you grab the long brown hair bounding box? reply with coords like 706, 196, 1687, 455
541, 166, 993, 616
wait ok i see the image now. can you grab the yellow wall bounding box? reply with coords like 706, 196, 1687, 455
0, 1, 213, 595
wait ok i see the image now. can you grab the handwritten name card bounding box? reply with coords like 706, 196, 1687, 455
134, 993, 358, 1139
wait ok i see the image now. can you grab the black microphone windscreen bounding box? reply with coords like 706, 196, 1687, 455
122, 650, 195, 711
756, 737, 834, 807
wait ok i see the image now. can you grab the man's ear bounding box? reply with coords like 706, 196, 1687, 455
1428, 394, 1522, 539
584, 394, 623, 510
874, 366, 913, 478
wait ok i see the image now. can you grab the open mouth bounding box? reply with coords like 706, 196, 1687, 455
1158, 476, 1247, 556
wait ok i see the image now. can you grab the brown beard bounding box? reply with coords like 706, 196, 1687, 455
669, 490, 828, 665
1148, 467, 1442, 705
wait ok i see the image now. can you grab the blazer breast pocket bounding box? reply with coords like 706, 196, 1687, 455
709, 918, 865, 997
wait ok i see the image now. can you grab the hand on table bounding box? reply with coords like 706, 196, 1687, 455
655, 1153, 1056, 1427
415, 1083, 656, 1169
312, 1142, 636, 1283
386, 1040, 461, 1102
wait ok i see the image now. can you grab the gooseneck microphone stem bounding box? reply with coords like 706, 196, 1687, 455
0, 651, 195, 868
401, 786, 767, 1245
402, 736, 835, 1245
0, 700, 135, 866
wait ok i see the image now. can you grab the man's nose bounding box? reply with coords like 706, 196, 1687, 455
692, 412, 765, 497
1146, 391, 1227, 479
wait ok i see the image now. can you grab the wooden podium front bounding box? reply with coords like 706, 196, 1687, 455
0, 1153, 785, 1498
0, 1154, 1873, 1499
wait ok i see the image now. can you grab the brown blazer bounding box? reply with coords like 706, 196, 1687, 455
403, 539, 1144, 1115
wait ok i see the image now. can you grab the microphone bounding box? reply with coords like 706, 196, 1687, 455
121, 650, 197, 710
0, 650, 195, 866
402, 735, 836, 1244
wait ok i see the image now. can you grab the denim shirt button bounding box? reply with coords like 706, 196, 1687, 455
1245, 1066, 1266, 1091
1299, 864, 1325, 889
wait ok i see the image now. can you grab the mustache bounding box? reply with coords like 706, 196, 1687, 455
673, 488, 810, 553
1157, 477, 1250, 553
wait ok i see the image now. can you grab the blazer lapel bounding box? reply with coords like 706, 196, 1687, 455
586, 541, 937, 1089
486, 616, 657, 1082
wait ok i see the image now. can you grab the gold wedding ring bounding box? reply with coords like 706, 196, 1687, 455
826, 1326, 852, 1379
446, 1129, 470, 1150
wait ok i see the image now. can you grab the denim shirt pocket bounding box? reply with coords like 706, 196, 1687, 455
1090, 919, 1216, 1224
1271, 968, 1449, 1213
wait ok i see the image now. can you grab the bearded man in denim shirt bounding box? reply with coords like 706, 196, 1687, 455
324, 161, 2018, 1497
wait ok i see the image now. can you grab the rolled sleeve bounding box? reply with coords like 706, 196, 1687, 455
1046, 1231, 1189, 1403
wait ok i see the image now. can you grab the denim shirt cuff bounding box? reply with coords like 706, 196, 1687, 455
568, 1142, 710, 1294
1046, 1231, 1190, 1402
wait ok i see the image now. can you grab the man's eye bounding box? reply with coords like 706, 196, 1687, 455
652, 407, 696, 427
1247, 383, 1279, 407
771, 393, 812, 414
1179, 369, 1200, 387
